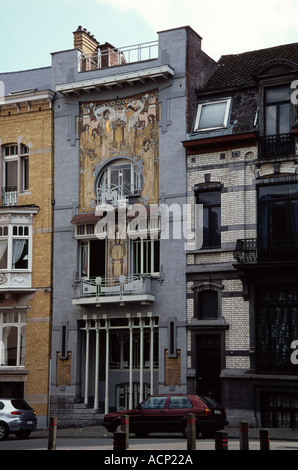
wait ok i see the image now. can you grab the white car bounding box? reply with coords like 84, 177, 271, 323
0, 399, 37, 440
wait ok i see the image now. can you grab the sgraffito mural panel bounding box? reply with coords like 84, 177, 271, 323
78, 91, 159, 211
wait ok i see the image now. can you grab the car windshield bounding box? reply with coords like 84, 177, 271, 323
199, 395, 221, 408
11, 399, 32, 411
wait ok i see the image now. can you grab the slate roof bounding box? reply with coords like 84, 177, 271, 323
201, 42, 298, 92
0, 67, 52, 95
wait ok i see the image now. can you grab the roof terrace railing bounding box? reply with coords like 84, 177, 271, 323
79, 40, 159, 72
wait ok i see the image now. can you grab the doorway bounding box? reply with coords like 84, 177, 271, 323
196, 334, 221, 402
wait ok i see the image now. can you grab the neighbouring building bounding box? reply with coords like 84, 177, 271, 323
49, 26, 216, 426
183, 42, 298, 427
0, 68, 54, 427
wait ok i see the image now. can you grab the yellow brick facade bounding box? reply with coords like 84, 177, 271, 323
0, 97, 53, 424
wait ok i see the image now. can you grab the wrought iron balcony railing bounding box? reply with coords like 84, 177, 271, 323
258, 133, 296, 158
234, 237, 298, 264
73, 274, 154, 304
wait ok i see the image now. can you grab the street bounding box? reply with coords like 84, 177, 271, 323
0, 431, 298, 451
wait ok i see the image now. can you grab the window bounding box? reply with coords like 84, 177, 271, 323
168, 396, 193, 409
97, 160, 142, 204
2, 144, 30, 205
0, 311, 26, 367
194, 99, 231, 132
0, 224, 31, 271
265, 85, 291, 136
197, 190, 221, 249
140, 396, 167, 410
256, 285, 298, 372
198, 290, 218, 319
258, 184, 298, 260
132, 238, 160, 275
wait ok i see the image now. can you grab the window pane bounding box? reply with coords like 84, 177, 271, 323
0, 240, 7, 269
266, 86, 290, 104
199, 290, 218, 319
266, 106, 277, 135
12, 239, 28, 269
198, 102, 227, 129
5, 160, 17, 189
280, 103, 291, 134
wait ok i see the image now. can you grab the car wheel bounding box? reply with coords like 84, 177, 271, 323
15, 430, 32, 439
0, 422, 9, 441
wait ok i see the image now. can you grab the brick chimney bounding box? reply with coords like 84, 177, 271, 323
73, 26, 100, 54
74, 26, 100, 71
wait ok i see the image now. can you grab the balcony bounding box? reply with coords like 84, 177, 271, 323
258, 133, 296, 158
2, 187, 17, 206
78, 41, 158, 72
255, 350, 297, 374
234, 237, 298, 264
72, 274, 155, 306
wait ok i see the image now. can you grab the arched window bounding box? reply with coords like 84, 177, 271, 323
96, 159, 142, 205
193, 282, 222, 320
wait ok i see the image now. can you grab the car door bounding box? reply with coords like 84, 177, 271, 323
163, 396, 194, 432
133, 396, 168, 434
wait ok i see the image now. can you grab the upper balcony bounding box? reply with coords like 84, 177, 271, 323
72, 274, 155, 306
78, 41, 158, 72
234, 237, 298, 265
258, 132, 296, 159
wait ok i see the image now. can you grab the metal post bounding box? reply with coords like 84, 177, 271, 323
215, 430, 228, 450
48, 416, 57, 450
260, 428, 270, 450
121, 414, 129, 449
187, 413, 196, 450
113, 431, 127, 451
84, 321, 90, 405
129, 319, 133, 410
239, 421, 249, 450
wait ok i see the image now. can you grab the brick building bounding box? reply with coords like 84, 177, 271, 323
0, 69, 54, 427
183, 43, 298, 427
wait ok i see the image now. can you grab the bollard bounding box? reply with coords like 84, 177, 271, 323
114, 431, 127, 451
48, 416, 57, 451
239, 421, 249, 451
121, 414, 129, 449
187, 413, 196, 450
215, 430, 228, 450
260, 428, 270, 451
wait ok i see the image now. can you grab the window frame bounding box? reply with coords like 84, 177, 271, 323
0, 311, 26, 368
196, 189, 221, 249
194, 98, 231, 132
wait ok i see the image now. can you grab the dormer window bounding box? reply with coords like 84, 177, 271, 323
194, 98, 231, 132
96, 159, 142, 205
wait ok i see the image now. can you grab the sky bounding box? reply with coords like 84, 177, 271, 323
0, 0, 298, 73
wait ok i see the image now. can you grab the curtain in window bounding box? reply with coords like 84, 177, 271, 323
0, 240, 7, 269
12, 240, 26, 268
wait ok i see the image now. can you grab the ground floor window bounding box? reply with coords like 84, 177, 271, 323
0, 311, 25, 367
261, 392, 298, 428
256, 285, 298, 372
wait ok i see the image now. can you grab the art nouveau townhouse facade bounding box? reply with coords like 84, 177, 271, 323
49, 26, 216, 424
0, 68, 54, 427
183, 43, 298, 427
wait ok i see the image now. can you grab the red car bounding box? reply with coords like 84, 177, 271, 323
102, 394, 228, 438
